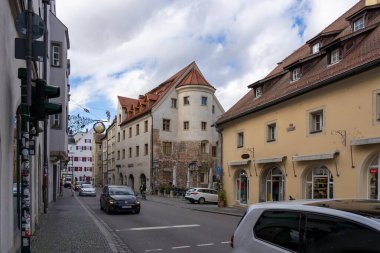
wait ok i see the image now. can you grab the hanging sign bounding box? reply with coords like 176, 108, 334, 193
241, 154, 250, 159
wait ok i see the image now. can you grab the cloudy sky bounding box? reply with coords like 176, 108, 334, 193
56, 0, 358, 122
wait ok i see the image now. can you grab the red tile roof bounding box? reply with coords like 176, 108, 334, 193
119, 61, 214, 126
217, 0, 380, 125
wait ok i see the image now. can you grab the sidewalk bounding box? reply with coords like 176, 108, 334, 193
31, 189, 130, 253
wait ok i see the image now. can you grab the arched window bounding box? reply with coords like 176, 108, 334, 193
265, 167, 284, 201
305, 166, 333, 199
236, 170, 249, 204
368, 154, 380, 200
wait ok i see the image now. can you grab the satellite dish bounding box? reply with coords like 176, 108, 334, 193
15, 11, 45, 40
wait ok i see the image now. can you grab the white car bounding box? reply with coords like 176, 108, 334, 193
185, 187, 218, 204
78, 184, 96, 197
231, 199, 380, 253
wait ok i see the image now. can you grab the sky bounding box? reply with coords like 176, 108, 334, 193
56, 0, 358, 125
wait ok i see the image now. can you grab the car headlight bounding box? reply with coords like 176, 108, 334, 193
136, 201, 140, 205
108, 199, 116, 204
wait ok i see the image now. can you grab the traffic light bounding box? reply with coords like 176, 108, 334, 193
30, 79, 62, 120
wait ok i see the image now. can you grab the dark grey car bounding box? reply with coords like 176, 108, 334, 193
100, 185, 140, 214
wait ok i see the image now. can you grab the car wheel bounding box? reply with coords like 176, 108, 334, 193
189, 199, 195, 204
198, 197, 205, 204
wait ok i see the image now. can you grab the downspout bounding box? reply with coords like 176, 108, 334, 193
150, 113, 154, 193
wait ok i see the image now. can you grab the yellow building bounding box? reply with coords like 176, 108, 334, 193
216, 0, 380, 207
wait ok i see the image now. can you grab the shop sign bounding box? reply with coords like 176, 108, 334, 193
241, 154, 250, 159
370, 168, 378, 174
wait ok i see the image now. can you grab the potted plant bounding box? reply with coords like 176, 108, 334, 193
218, 189, 226, 208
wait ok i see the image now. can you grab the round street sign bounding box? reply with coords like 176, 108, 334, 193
93, 122, 106, 134
15, 11, 45, 40
216, 166, 221, 175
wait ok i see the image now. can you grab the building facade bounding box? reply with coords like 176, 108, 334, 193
216, 0, 380, 207
0, 1, 69, 252
67, 131, 94, 184
106, 62, 224, 193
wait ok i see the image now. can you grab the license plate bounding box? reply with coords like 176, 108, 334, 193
122, 206, 132, 209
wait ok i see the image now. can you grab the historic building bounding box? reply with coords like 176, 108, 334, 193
108, 62, 224, 193
67, 131, 95, 184
216, 0, 380, 207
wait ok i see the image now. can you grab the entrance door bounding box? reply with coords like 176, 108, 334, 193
265, 167, 284, 201
236, 170, 248, 204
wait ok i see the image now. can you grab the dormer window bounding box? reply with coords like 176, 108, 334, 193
292, 67, 301, 81
312, 43, 320, 54
255, 86, 262, 98
330, 48, 341, 65
353, 16, 365, 32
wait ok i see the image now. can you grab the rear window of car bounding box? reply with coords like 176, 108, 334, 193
254, 211, 301, 252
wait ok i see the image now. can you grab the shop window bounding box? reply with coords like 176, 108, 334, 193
305, 166, 333, 199
265, 167, 284, 201
368, 154, 379, 199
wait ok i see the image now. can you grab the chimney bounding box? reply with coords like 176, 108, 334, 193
365, 0, 380, 6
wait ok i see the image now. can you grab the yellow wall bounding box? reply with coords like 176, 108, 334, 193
221, 67, 380, 206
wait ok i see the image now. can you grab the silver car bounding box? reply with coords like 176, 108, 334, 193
78, 184, 96, 197
185, 187, 218, 204
231, 199, 380, 252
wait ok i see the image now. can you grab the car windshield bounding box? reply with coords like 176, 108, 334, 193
109, 187, 134, 195
82, 184, 93, 188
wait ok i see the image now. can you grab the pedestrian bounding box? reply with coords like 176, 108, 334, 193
71, 181, 75, 196
140, 182, 146, 199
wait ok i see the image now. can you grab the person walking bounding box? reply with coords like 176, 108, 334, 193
71, 181, 75, 196
140, 182, 146, 199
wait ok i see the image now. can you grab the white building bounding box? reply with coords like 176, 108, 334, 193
111, 62, 224, 192
67, 131, 94, 184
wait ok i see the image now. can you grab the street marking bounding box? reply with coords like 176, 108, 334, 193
172, 246, 191, 249
117, 224, 200, 231
221, 241, 230, 244
197, 243, 214, 247
145, 249, 163, 252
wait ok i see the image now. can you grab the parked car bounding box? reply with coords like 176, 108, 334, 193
13, 183, 19, 196
231, 199, 380, 253
79, 184, 96, 197
64, 178, 72, 188
185, 187, 218, 204
75, 181, 87, 191
100, 185, 140, 214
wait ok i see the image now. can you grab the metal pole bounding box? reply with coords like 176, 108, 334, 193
42, 0, 50, 214
20, 0, 33, 251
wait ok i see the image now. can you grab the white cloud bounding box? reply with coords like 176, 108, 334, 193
56, 0, 360, 115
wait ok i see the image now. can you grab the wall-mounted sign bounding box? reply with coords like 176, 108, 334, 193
370, 168, 378, 174
241, 154, 250, 159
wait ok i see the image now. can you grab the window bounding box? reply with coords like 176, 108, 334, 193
118, 114, 121, 123
310, 109, 323, 133
183, 121, 189, 130
201, 96, 207, 106
136, 124, 140, 135
51, 43, 61, 67
201, 142, 207, 153
84, 139, 91, 143
144, 143, 148, 156
254, 211, 300, 252
212, 146, 216, 157
144, 120, 148, 132
136, 146, 139, 157
305, 166, 333, 199
267, 123, 276, 142
129, 127, 132, 138
123, 130, 125, 140
312, 42, 320, 54
163, 119, 170, 131
163, 142, 172, 155
212, 105, 215, 114
353, 16, 365, 32
171, 98, 177, 108
255, 87, 262, 98
117, 151, 120, 160
330, 48, 341, 65
129, 147, 132, 158
51, 114, 60, 129
118, 133, 120, 142
184, 96, 190, 105
237, 132, 244, 148
305, 213, 379, 253
292, 67, 301, 81
201, 122, 207, 131
122, 149, 125, 159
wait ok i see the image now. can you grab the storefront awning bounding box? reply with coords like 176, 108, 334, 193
351, 137, 380, 146
227, 160, 250, 166
292, 151, 339, 162
254, 156, 286, 164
